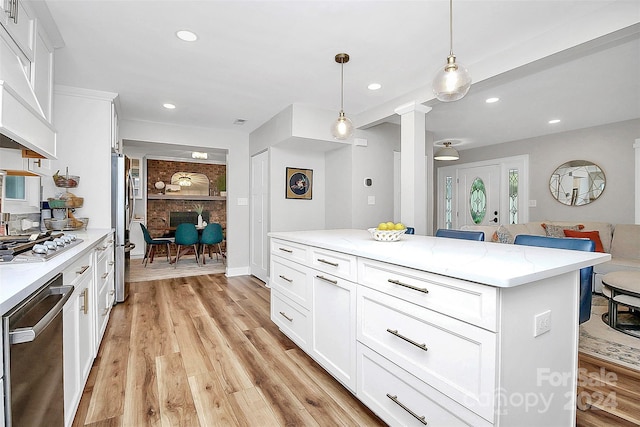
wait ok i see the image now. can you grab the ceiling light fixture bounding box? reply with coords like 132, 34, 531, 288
177, 175, 192, 186
434, 142, 460, 161
163, 103, 176, 109
485, 97, 500, 104
176, 30, 198, 42
331, 53, 354, 140
368, 83, 381, 91
548, 119, 561, 124
432, 0, 472, 102
192, 152, 208, 160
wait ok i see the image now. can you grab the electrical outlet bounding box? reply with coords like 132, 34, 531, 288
534, 310, 551, 337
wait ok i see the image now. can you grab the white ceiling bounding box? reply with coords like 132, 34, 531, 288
44, 0, 640, 156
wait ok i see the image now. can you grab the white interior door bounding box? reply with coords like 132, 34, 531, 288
250, 151, 268, 282
458, 165, 501, 227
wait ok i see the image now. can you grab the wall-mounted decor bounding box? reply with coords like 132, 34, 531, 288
549, 160, 605, 206
286, 167, 313, 200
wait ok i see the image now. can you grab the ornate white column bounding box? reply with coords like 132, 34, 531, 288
394, 102, 432, 235
635, 139, 640, 224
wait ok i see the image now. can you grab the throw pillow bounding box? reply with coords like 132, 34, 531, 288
492, 225, 514, 244
563, 229, 605, 252
541, 223, 584, 238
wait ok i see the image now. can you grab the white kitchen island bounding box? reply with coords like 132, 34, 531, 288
268, 229, 610, 427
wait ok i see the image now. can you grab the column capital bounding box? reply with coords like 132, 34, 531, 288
394, 101, 432, 116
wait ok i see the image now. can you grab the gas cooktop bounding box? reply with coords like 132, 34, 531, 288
0, 232, 83, 263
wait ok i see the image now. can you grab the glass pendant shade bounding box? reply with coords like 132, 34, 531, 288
433, 54, 472, 102
332, 111, 354, 140
434, 142, 460, 161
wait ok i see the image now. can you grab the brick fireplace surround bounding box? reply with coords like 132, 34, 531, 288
146, 159, 227, 237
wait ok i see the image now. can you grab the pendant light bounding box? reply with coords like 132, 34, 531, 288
432, 0, 472, 102
434, 142, 459, 161
331, 53, 354, 140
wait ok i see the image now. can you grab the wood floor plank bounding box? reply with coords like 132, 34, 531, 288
156, 352, 200, 427
188, 371, 242, 427
286, 347, 386, 426
161, 284, 215, 377
230, 387, 281, 427
191, 314, 254, 394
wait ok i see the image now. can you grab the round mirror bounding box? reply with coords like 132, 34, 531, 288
549, 160, 605, 206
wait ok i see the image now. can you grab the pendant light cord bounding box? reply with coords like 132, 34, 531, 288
340, 60, 345, 112
449, 0, 454, 55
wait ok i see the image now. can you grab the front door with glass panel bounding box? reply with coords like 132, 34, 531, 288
458, 165, 500, 227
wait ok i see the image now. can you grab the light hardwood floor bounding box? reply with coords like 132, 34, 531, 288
72, 274, 384, 426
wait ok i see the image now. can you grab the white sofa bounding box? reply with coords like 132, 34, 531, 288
460, 221, 640, 293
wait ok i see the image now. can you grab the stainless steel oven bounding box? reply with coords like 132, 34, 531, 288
2, 273, 73, 426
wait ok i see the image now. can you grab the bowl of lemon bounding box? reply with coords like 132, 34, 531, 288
368, 222, 407, 242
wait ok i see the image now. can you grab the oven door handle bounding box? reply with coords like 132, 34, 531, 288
9, 285, 74, 344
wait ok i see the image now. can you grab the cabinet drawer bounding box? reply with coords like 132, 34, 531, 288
271, 256, 311, 309
359, 258, 497, 331
357, 286, 496, 422
271, 291, 309, 351
63, 253, 93, 287
271, 238, 309, 265
357, 344, 492, 427
309, 247, 357, 281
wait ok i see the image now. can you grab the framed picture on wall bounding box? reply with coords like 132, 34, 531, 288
286, 167, 313, 200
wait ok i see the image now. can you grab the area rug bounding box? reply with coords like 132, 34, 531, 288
579, 295, 640, 370
128, 255, 225, 282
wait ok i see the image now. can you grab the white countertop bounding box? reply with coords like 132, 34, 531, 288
268, 229, 611, 288
0, 228, 114, 314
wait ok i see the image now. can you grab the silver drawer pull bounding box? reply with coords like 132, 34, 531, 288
316, 275, 338, 285
279, 311, 293, 322
279, 275, 293, 283
278, 247, 293, 253
317, 258, 339, 267
387, 328, 428, 351
388, 278, 429, 294
101, 272, 109, 279
386, 394, 427, 425
76, 265, 90, 275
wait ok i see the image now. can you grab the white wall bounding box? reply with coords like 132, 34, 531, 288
448, 119, 639, 225
325, 145, 352, 229
269, 146, 325, 232
120, 119, 251, 276
349, 123, 399, 229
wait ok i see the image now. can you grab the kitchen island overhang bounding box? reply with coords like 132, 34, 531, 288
267, 229, 610, 426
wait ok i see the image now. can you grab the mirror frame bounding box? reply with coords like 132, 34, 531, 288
549, 160, 605, 206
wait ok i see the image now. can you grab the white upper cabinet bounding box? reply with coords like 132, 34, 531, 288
32, 25, 53, 121
0, 0, 35, 61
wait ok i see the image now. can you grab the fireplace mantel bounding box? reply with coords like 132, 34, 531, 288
147, 194, 226, 201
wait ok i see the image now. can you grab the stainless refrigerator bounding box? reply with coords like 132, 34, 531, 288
111, 153, 135, 303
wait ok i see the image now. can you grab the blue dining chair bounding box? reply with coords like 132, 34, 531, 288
514, 234, 595, 324
174, 223, 200, 267
199, 223, 225, 265
435, 229, 485, 241
140, 223, 173, 266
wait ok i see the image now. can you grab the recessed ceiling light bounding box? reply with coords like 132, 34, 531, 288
163, 103, 176, 109
176, 30, 198, 42
368, 83, 382, 91
548, 119, 561, 124
485, 97, 500, 103
234, 118, 247, 125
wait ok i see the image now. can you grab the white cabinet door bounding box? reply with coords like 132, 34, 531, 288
310, 271, 356, 391
0, 0, 35, 60
63, 265, 93, 427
